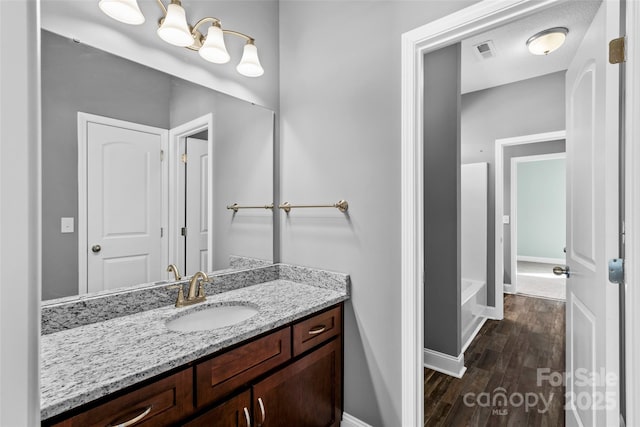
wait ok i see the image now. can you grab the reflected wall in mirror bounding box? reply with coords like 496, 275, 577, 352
41, 30, 274, 300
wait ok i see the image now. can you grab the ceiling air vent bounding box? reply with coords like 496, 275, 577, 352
473, 40, 497, 60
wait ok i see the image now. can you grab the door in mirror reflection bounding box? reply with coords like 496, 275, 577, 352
184, 136, 209, 275
80, 113, 168, 293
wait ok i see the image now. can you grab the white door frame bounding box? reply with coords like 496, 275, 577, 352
1, 1, 40, 424
624, 1, 640, 424
77, 112, 169, 295
400, 0, 639, 424
168, 114, 214, 276
494, 131, 565, 301
509, 151, 566, 295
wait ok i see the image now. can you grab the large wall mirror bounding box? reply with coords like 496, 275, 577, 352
41, 29, 274, 301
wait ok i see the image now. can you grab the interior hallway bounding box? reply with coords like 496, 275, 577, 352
424, 294, 565, 426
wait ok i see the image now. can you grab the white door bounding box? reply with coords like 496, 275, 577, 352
564, 1, 620, 425
185, 137, 209, 274
85, 118, 166, 292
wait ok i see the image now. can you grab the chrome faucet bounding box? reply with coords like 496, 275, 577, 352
167, 271, 209, 308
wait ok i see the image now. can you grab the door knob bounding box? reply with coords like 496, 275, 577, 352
91, 244, 102, 253
553, 266, 570, 277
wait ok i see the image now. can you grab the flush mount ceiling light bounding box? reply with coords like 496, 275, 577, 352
526, 27, 569, 55
98, 0, 264, 77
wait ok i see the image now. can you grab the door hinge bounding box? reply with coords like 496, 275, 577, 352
608, 258, 624, 284
160, 227, 164, 238
160, 150, 165, 161
181, 153, 187, 164
181, 227, 187, 237
609, 36, 626, 64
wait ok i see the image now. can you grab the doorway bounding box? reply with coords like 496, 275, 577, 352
400, 1, 625, 425
168, 114, 214, 278
77, 112, 169, 294
183, 134, 209, 274
494, 132, 567, 305
511, 152, 566, 300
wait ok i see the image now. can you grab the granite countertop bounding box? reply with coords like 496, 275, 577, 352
41, 274, 349, 420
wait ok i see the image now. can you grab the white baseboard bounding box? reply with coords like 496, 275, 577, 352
517, 255, 565, 264
483, 305, 503, 320
341, 412, 373, 427
423, 348, 466, 378
461, 317, 488, 354
503, 283, 516, 294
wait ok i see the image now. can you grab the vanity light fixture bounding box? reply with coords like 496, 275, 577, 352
526, 27, 569, 55
98, 0, 264, 77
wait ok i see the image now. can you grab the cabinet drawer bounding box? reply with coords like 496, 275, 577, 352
293, 305, 342, 357
50, 368, 192, 427
195, 328, 291, 408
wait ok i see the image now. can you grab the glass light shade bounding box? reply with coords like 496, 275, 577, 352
199, 25, 231, 64
157, 3, 194, 47
527, 28, 568, 55
236, 43, 264, 77
98, 0, 145, 25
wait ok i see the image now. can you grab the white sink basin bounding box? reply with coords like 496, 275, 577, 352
166, 303, 259, 332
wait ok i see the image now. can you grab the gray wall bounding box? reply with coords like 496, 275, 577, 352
41, 30, 171, 300
424, 44, 461, 357
503, 141, 565, 282
42, 31, 274, 300
279, 1, 479, 425
41, 0, 280, 111
461, 71, 566, 305
170, 80, 274, 269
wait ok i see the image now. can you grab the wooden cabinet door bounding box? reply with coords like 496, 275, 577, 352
183, 390, 251, 427
252, 339, 341, 427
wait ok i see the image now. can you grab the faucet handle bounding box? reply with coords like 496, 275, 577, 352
197, 282, 206, 298
167, 284, 185, 307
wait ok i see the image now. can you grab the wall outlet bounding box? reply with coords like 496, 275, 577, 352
61, 217, 74, 233
503, 215, 510, 224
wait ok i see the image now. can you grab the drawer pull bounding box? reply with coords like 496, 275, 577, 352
308, 325, 326, 335
108, 405, 152, 427
243, 407, 251, 427
258, 397, 266, 425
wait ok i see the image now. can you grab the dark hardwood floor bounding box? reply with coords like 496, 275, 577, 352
424, 294, 566, 427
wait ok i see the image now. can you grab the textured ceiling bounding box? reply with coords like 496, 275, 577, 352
461, 1, 601, 94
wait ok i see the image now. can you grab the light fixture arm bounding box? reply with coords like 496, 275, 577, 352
222, 29, 254, 44
191, 17, 222, 34
154, 0, 167, 16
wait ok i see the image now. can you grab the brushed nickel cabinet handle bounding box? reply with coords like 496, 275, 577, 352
308, 324, 326, 335
258, 397, 266, 425
243, 407, 251, 427
108, 405, 152, 427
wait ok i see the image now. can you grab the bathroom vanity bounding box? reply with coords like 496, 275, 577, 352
41, 264, 349, 427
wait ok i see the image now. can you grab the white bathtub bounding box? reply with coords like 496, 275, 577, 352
461, 278, 487, 352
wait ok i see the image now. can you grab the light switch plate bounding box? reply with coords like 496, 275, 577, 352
61, 217, 74, 233
503, 215, 510, 224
